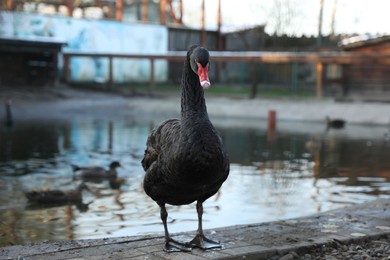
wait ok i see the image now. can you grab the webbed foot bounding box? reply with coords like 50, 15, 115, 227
164, 238, 192, 252
187, 234, 221, 250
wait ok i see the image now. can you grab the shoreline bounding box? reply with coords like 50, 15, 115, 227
1, 86, 390, 125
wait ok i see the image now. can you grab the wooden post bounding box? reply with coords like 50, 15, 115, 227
267, 110, 277, 143
291, 61, 298, 91
53, 52, 59, 87
178, 0, 183, 24
106, 3, 114, 19
115, 0, 123, 21
160, 0, 167, 24
250, 61, 257, 99
316, 62, 323, 98
4, 0, 14, 10
63, 54, 70, 83
108, 56, 113, 89
268, 110, 276, 129
149, 58, 155, 93
64, 0, 74, 16
142, 0, 148, 23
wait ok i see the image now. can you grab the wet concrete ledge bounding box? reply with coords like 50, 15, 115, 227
1, 199, 389, 260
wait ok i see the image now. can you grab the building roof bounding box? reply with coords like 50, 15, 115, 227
0, 35, 66, 45
222, 24, 266, 35
0, 35, 66, 53
339, 33, 390, 50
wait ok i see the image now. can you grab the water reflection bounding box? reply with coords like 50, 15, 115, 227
0, 118, 389, 247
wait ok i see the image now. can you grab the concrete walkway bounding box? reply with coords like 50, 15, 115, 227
1, 199, 389, 260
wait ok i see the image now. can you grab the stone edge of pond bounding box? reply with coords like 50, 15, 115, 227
0, 198, 389, 260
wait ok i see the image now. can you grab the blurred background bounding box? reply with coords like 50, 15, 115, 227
1, 0, 390, 98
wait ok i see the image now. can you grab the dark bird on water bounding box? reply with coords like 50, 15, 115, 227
25, 182, 91, 204
141, 45, 230, 252
72, 161, 122, 181
4, 97, 13, 127
326, 116, 346, 130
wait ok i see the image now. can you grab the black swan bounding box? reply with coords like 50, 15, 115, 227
72, 161, 122, 181
141, 45, 230, 252
326, 116, 346, 130
25, 182, 91, 204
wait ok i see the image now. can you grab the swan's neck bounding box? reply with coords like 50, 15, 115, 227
180, 60, 207, 119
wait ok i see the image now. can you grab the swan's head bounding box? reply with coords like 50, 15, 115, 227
189, 45, 211, 89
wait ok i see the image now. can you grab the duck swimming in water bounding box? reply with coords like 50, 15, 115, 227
326, 116, 346, 130
25, 182, 91, 204
142, 45, 230, 252
72, 161, 122, 181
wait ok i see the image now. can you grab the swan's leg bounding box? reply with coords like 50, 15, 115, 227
187, 200, 221, 250
159, 203, 192, 252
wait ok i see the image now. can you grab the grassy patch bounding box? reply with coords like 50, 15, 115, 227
255, 88, 315, 98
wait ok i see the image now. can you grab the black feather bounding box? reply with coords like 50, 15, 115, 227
141, 45, 229, 252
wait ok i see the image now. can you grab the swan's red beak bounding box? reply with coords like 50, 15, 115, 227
197, 62, 211, 89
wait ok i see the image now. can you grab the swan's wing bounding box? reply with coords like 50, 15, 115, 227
141, 118, 180, 171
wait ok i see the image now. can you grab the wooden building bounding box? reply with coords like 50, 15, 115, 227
341, 35, 390, 95
0, 37, 65, 86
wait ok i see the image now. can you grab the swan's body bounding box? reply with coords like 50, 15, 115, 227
142, 45, 229, 252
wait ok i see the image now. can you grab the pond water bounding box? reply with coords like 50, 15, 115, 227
1, 115, 390, 247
